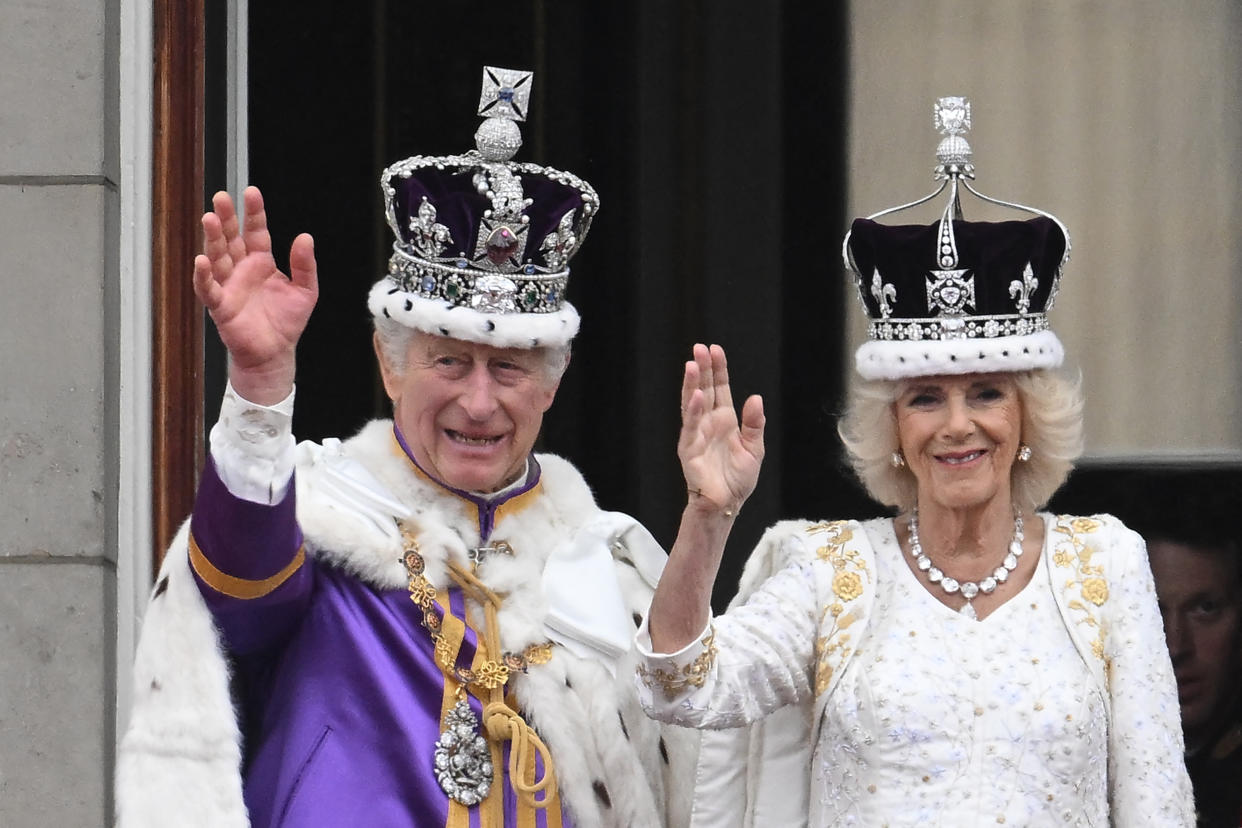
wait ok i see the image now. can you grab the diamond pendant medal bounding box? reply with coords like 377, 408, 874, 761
959, 600, 977, 620
433, 696, 494, 806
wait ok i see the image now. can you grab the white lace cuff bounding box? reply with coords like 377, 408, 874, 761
209, 382, 296, 505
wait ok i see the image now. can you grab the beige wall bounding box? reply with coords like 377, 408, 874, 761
847, 0, 1242, 458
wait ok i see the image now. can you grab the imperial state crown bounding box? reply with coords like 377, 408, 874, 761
369, 66, 598, 349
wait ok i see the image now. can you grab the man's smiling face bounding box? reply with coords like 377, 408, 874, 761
378, 331, 560, 492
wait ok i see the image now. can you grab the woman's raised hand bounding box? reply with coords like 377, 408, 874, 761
191, 186, 319, 405
678, 343, 765, 516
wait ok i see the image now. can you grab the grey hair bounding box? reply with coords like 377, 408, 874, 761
837, 369, 1084, 513
372, 316, 571, 384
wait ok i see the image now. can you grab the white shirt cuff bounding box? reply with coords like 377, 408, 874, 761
208, 382, 296, 505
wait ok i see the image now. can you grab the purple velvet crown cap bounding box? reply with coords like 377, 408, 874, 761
848, 216, 1068, 381
391, 167, 587, 272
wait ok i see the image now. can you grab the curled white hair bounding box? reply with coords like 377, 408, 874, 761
837, 369, 1084, 512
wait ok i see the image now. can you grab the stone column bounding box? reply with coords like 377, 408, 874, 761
0, 0, 121, 823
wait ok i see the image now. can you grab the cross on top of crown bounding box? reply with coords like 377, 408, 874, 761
934, 96, 971, 136
478, 66, 532, 123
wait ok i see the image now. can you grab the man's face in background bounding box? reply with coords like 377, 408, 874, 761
1150, 539, 1242, 749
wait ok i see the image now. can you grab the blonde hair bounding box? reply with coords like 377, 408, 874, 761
837, 369, 1083, 512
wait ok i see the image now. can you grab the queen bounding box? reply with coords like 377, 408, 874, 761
636, 98, 1193, 826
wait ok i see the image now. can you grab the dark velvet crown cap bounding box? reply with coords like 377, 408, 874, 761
849, 216, 1066, 323
846, 216, 1068, 380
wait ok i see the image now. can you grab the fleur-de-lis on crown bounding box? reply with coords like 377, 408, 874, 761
540, 211, 579, 272
409, 198, 454, 259
870, 269, 896, 318
1008, 262, 1038, 315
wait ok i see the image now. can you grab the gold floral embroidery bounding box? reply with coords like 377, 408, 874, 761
814, 604, 859, 696
833, 571, 864, 602
810, 521, 872, 586
1070, 517, 1101, 534
1081, 578, 1109, 606
1052, 515, 1110, 669
806, 521, 870, 697
638, 628, 718, 700
809, 521, 855, 560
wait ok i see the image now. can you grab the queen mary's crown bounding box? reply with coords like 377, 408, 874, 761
843, 97, 1072, 381
368, 66, 598, 349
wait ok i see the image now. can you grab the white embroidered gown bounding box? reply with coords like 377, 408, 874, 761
637, 515, 1193, 827
820, 520, 1107, 824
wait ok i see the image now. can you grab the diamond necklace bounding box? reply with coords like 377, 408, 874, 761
907, 507, 1024, 620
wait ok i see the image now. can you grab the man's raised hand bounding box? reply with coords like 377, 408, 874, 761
192, 186, 319, 405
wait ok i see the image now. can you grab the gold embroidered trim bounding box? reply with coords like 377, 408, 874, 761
815, 601, 861, 697
1052, 515, 1110, 666
400, 524, 553, 693
638, 628, 718, 701
807, 521, 871, 695
188, 532, 306, 600
808, 521, 872, 591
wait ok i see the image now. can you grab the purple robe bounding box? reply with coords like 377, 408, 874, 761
190, 444, 566, 827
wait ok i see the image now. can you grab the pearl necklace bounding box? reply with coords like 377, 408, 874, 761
907, 507, 1024, 620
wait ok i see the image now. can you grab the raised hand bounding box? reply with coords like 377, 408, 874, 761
678, 343, 765, 515
192, 186, 319, 405
648, 344, 766, 651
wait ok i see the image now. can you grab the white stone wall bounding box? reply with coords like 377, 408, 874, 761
0, 0, 121, 824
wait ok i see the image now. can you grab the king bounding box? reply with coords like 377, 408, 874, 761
117, 66, 694, 828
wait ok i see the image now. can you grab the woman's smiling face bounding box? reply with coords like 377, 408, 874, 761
893, 373, 1023, 513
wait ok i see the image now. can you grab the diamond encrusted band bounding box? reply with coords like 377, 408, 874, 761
869, 313, 1049, 342
387, 250, 569, 314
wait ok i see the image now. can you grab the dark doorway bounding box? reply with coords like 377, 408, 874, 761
231, 2, 870, 608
